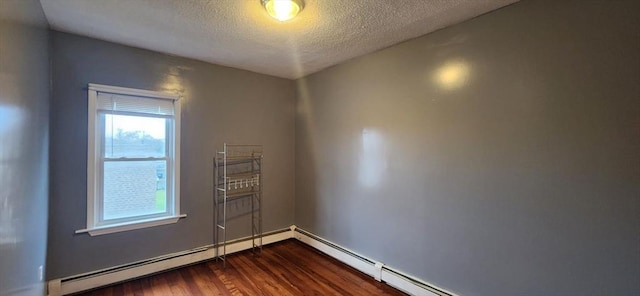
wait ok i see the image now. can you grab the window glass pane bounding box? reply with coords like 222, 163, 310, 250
104, 114, 166, 158
103, 160, 167, 220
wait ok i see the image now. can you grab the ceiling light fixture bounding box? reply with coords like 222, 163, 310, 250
261, 0, 304, 22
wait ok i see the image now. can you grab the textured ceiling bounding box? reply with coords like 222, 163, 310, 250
39, 0, 517, 79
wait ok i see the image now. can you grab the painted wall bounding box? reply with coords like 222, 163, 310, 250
48, 32, 295, 279
0, 0, 50, 295
295, 1, 640, 295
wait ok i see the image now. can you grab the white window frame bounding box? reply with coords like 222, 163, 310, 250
76, 83, 185, 236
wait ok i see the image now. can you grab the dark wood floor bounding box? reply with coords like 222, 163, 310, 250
80, 239, 406, 295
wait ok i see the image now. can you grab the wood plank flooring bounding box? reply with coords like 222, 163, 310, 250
79, 239, 407, 295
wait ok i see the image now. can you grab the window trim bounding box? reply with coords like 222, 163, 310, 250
77, 83, 184, 236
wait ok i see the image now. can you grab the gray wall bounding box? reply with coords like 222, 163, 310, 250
0, 0, 50, 295
48, 32, 296, 279
295, 1, 639, 295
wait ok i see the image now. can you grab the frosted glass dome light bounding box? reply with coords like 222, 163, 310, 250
261, 0, 304, 21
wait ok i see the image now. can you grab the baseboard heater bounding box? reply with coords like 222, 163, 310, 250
50, 247, 214, 295
49, 226, 454, 296
62, 246, 209, 283
292, 226, 455, 296
48, 228, 293, 296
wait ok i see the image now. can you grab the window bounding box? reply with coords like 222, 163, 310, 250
77, 84, 184, 236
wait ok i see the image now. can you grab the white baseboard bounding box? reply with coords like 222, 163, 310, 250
47, 228, 293, 296
292, 226, 455, 296
212, 228, 293, 256
48, 226, 454, 296
293, 227, 378, 277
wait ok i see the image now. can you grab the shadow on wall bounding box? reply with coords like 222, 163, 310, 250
0, 2, 50, 293
294, 77, 321, 231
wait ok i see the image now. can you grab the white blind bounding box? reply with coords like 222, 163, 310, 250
97, 92, 175, 116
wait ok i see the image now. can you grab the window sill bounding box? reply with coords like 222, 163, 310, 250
75, 214, 187, 236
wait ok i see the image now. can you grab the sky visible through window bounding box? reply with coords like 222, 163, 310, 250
104, 114, 166, 158
105, 114, 165, 139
